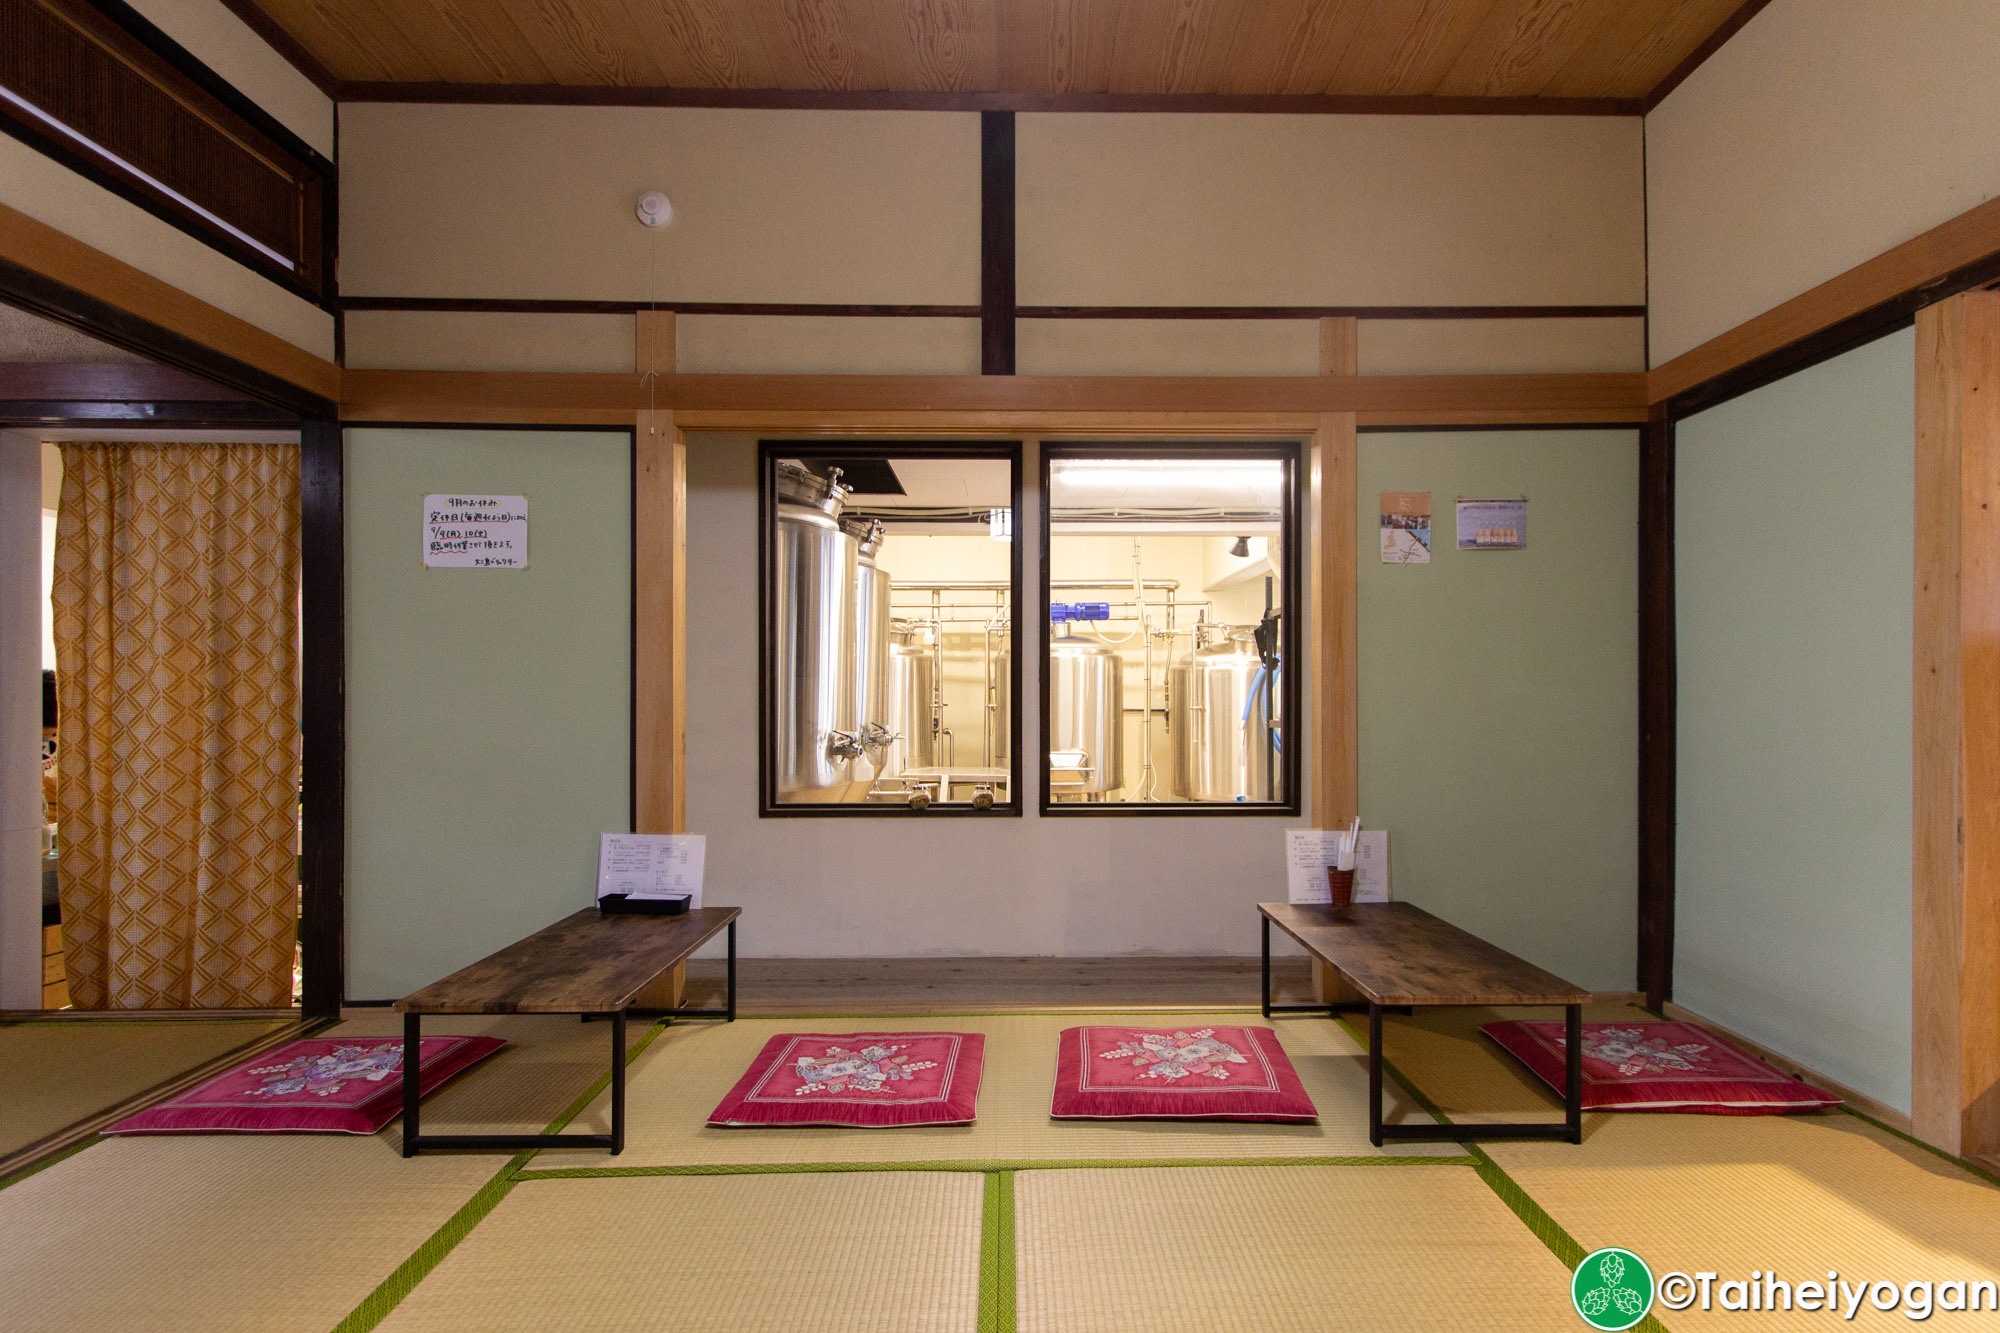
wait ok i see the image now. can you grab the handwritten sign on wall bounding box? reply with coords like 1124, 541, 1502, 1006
423, 494, 528, 569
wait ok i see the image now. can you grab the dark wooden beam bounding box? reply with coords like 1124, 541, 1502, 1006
0, 362, 245, 400
981, 110, 1016, 376
298, 419, 344, 1019
1637, 405, 1676, 1010
337, 84, 1642, 117
340, 296, 1645, 322
0, 400, 299, 427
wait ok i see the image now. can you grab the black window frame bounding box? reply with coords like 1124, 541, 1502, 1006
1038, 440, 1305, 818
757, 439, 1025, 819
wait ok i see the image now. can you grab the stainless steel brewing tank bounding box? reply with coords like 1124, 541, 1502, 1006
1169, 628, 1276, 802
773, 463, 858, 800
846, 518, 891, 774
880, 623, 937, 778
1049, 631, 1124, 793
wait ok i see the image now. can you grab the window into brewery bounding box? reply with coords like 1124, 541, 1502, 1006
1040, 445, 1301, 815
760, 443, 1022, 816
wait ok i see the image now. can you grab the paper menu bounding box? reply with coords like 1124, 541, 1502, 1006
1286, 828, 1390, 905
1352, 830, 1388, 904
596, 833, 705, 907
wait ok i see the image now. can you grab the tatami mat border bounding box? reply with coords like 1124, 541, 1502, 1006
981, 1171, 1016, 1333
512, 1154, 1477, 1180
0, 1135, 97, 1192
331, 1017, 676, 1333
1326, 1012, 1681, 1333
0, 1016, 325, 1183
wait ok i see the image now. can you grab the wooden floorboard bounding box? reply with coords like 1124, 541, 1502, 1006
675, 956, 1316, 1015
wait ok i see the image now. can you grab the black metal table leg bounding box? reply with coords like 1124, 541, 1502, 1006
1566, 1002, 1584, 1144
726, 918, 736, 1022
1261, 916, 1273, 1018
1368, 1002, 1384, 1148
402, 1011, 420, 1158
611, 1009, 626, 1155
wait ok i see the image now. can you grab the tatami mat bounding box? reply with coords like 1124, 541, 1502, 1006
0, 1133, 499, 1333
330, 1010, 646, 1143
375, 1171, 983, 1333
1015, 1164, 1577, 1332
1482, 1112, 2000, 1331
534, 1012, 1458, 1169
0, 1018, 293, 1156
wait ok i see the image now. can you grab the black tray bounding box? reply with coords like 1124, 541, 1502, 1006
596, 893, 691, 916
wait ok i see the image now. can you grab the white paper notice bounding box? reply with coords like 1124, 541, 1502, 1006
1287, 828, 1391, 905
1353, 830, 1389, 904
596, 833, 705, 907
424, 494, 528, 568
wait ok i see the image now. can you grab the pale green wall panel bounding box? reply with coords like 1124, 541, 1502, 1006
345, 428, 631, 1000
1676, 327, 1914, 1111
1357, 430, 1638, 991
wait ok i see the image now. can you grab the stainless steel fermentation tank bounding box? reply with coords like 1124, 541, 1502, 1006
1170, 627, 1278, 802
880, 623, 937, 778
1049, 631, 1124, 793
773, 461, 877, 801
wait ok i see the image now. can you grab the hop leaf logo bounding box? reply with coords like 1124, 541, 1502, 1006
1571, 1248, 1653, 1331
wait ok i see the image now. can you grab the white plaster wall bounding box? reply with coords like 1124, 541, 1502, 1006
684, 435, 1312, 958
1646, 0, 2000, 364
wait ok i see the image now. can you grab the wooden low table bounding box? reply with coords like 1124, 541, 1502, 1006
1258, 901, 1587, 1146
396, 905, 739, 1156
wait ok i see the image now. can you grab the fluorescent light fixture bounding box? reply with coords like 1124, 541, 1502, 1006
0, 84, 294, 270
1049, 457, 1285, 513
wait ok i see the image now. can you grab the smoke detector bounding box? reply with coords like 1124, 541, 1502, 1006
635, 191, 674, 227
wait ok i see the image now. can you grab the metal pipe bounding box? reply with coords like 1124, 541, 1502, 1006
890, 579, 1182, 592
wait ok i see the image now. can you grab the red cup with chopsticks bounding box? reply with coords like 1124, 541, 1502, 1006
1325, 865, 1355, 910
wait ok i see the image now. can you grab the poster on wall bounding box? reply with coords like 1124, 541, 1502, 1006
1379, 492, 1432, 565
423, 494, 528, 568
1456, 497, 1527, 550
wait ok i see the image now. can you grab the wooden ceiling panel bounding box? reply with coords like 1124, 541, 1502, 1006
245, 0, 1759, 103
1538, 0, 1747, 98
1104, 0, 1248, 95
1210, 0, 1373, 97
1325, 0, 1500, 97
1434, 0, 1620, 97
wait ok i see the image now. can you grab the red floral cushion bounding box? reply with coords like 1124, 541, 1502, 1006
707, 1032, 985, 1127
1481, 1020, 1842, 1115
1050, 1025, 1317, 1122
104, 1034, 506, 1135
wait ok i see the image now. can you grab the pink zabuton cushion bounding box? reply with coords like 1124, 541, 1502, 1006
104, 1034, 506, 1136
1051, 1025, 1318, 1122
707, 1032, 985, 1127
1481, 1020, 1842, 1115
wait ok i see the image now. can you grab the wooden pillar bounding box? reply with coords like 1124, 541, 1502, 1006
1310, 317, 1363, 1006
1637, 406, 1676, 1011
633, 311, 688, 1008
299, 420, 345, 1019
1913, 290, 2000, 1159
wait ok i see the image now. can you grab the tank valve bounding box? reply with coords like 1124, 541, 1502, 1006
971, 786, 995, 810
825, 729, 866, 760
907, 788, 932, 811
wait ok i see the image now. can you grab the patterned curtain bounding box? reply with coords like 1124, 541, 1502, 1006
51, 442, 300, 1009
